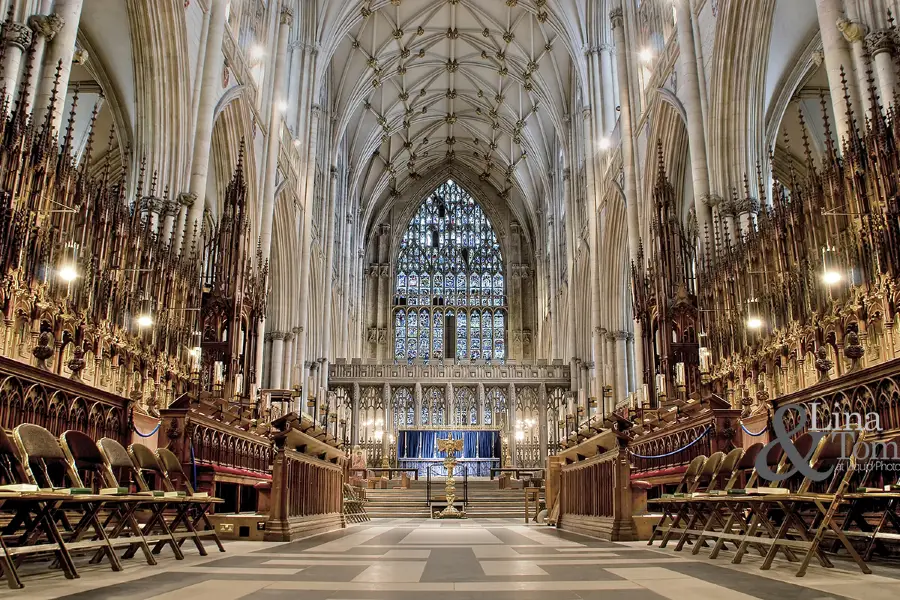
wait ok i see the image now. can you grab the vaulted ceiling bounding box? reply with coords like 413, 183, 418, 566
320, 0, 581, 233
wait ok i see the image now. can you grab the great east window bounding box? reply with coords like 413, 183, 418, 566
393, 180, 507, 361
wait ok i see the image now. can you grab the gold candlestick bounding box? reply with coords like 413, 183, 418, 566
435, 436, 466, 519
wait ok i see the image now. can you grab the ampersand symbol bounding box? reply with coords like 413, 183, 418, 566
756, 404, 832, 483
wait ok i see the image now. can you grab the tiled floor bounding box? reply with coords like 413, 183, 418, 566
12, 518, 900, 599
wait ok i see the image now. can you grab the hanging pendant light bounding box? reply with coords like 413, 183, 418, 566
746, 298, 763, 330
821, 245, 842, 286
136, 298, 154, 328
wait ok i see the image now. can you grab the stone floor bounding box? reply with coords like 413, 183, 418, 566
12, 518, 900, 600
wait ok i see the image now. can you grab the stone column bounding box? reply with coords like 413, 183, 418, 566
582, 108, 604, 402
674, 0, 712, 249
507, 383, 517, 464
606, 331, 618, 412
306, 361, 317, 416
626, 333, 635, 393
615, 331, 629, 404
838, 18, 872, 122
382, 383, 391, 463
611, 7, 640, 264
259, 7, 293, 264
290, 327, 301, 387
268, 332, 285, 390
581, 362, 592, 416
262, 334, 273, 392
611, 6, 646, 390
321, 166, 340, 359
1, 22, 32, 108
178, 0, 228, 252
477, 382, 485, 426
538, 383, 548, 462
351, 382, 360, 447
445, 382, 453, 426
23, 13, 63, 113
414, 382, 422, 427
294, 106, 321, 388
281, 332, 293, 390
867, 29, 896, 109
34, 0, 83, 132
816, 0, 862, 145
563, 169, 577, 364
599, 46, 617, 135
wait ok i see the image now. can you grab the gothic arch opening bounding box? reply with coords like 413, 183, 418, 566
392, 179, 507, 362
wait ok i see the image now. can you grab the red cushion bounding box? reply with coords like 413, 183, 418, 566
195, 461, 272, 481
630, 465, 688, 480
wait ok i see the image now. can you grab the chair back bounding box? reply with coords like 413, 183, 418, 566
129, 443, 172, 492
13, 424, 82, 488
691, 452, 724, 492
676, 455, 707, 494
60, 430, 106, 491
98, 437, 147, 491
155, 447, 195, 494
712, 447, 744, 491
737, 442, 764, 488
0, 428, 25, 484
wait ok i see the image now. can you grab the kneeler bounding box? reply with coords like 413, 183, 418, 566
735, 431, 871, 577
647, 455, 707, 546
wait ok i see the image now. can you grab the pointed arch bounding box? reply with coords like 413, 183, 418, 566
393, 179, 507, 361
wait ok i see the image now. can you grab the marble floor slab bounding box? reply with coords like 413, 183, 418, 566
14, 518, 898, 600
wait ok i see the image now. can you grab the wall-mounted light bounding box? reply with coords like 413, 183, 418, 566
136, 298, 154, 328
57, 243, 78, 282
746, 298, 763, 330
821, 246, 842, 286
639, 47, 654, 63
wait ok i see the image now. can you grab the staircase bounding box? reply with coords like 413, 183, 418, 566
362, 478, 536, 519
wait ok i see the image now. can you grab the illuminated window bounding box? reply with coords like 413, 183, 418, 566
393, 180, 506, 361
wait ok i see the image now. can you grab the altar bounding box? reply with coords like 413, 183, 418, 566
396, 430, 501, 477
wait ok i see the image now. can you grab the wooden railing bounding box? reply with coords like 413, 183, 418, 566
0, 356, 129, 444
265, 447, 345, 541
554, 430, 635, 541
264, 413, 347, 541
628, 405, 741, 484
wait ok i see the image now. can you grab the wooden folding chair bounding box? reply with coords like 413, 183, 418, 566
671, 447, 745, 551
343, 483, 369, 523
96, 438, 184, 561
706, 441, 798, 563
734, 431, 871, 576
658, 452, 725, 548
836, 433, 900, 560
59, 431, 156, 566
647, 455, 706, 546
690, 443, 763, 555
12, 424, 123, 574
154, 447, 225, 555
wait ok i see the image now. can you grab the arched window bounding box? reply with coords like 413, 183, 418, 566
394, 180, 507, 361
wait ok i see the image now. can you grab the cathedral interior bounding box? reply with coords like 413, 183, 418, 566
2, 0, 900, 598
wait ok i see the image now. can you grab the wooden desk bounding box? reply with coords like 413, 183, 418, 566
524, 487, 542, 523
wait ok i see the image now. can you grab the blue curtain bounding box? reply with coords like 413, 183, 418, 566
398, 430, 500, 460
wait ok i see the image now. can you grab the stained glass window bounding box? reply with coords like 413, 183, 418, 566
393, 181, 507, 361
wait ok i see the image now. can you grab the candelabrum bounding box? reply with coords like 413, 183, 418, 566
435, 436, 466, 519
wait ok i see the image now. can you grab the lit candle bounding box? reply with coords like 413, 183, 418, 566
656, 373, 666, 397
675, 363, 686, 387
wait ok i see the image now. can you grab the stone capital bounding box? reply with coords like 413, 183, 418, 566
613, 330, 629, 342
179, 192, 197, 207
283, 332, 294, 342
867, 28, 896, 56
271, 331, 286, 341
701, 193, 723, 209
583, 361, 595, 369
28, 13, 64, 40
280, 8, 294, 26
4, 23, 32, 50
